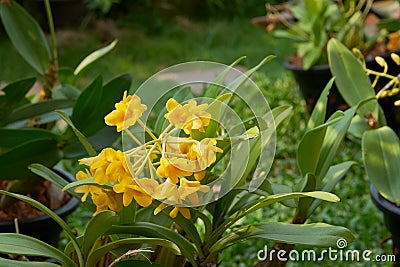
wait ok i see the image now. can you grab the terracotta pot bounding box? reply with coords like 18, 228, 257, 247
0, 168, 79, 247
370, 184, 400, 266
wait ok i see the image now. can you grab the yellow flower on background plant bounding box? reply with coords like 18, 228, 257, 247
113, 176, 153, 207
79, 148, 130, 185
164, 98, 211, 134
105, 91, 147, 132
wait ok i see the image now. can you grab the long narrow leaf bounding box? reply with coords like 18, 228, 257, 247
0, 233, 76, 267
74, 40, 118, 76
207, 222, 354, 260
0, 190, 84, 266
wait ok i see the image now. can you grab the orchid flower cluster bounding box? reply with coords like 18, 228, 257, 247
74, 91, 224, 219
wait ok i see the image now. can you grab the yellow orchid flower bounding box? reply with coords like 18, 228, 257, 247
105, 91, 147, 132
92, 189, 123, 216
156, 157, 192, 184
164, 98, 211, 134
113, 176, 153, 207
79, 148, 130, 185
74, 169, 101, 202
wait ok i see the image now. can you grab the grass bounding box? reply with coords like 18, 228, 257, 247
0, 8, 395, 267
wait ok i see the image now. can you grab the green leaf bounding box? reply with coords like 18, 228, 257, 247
0, 128, 59, 154
87, 238, 180, 267
297, 112, 344, 178
0, 1, 51, 74
307, 77, 334, 129
7, 99, 74, 124
71, 74, 131, 137
208, 222, 354, 259
82, 210, 120, 260
327, 38, 379, 120
0, 139, 61, 180
0, 77, 36, 126
0, 233, 76, 267
0, 190, 84, 266
208, 191, 340, 246
74, 40, 118, 76
307, 161, 356, 216
28, 164, 80, 198
203, 56, 246, 99
108, 222, 198, 266
314, 106, 357, 181
363, 126, 400, 205
0, 257, 60, 267
62, 177, 113, 192
57, 110, 97, 157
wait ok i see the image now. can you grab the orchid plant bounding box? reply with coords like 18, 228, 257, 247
0, 54, 357, 266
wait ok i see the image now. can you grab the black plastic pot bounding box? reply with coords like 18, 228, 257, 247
0, 168, 79, 247
370, 184, 400, 266
284, 61, 347, 117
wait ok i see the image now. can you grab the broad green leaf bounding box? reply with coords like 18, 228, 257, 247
363, 126, 400, 205
314, 106, 357, 180
327, 38, 379, 119
0, 128, 59, 154
108, 222, 198, 266
0, 257, 60, 267
0, 190, 83, 266
71, 74, 131, 137
82, 210, 120, 259
7, 99, 74, 124
0, 77, 35, 126
28, 164, 80, 199
57, 110, 97, 157
307, 77, 334, 129
53, 84, 81, 100
87, 238, 180, 267
208, 222, 354, 259
297, 112, 344, 178
0, 139, 61, 180
0, 1, 51, 74
74, 40, 118, 76
63, 126, 120, 158
0, 233, 76, 267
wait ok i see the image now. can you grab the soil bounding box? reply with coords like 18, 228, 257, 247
0, 179, 71, 222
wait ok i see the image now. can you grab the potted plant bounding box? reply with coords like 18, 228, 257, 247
257, 0, 400, 116
328, 37, 400, 265
0, 0, 130, 246
0, 55, 356, 266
